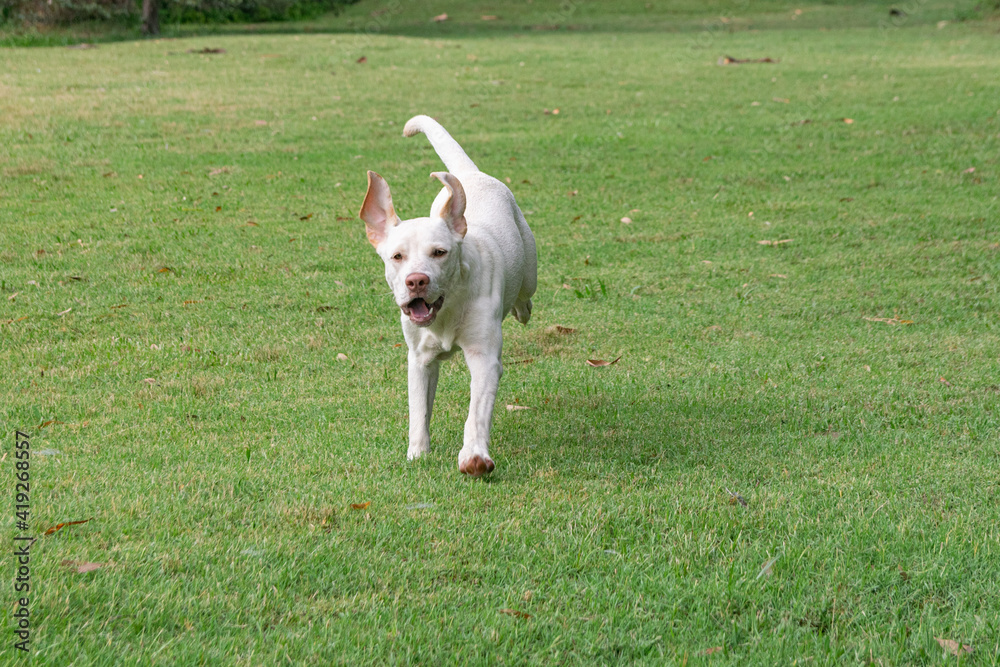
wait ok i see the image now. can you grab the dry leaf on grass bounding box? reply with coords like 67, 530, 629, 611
620, 216, 632, 224
702, 646, 724, 655
718, 56, 779, 65
432, 13, 448, 21
725, 487, 748, 507
546, 325, 577, 335
962, 167, 975, 174
842, 118, 854, 124
756, 554, 780, 580
61, 560, 105, 574
863, 316, 913, 325
586, 356, 621, 367
336, 353, 349, 361
935, 637, 973, 656
939, 377, 952, 387
499, 609, 531, 619
356, 56, 367, 64
350, 502, 370, 510
44, 518, 92, 536
56, 308, 72, 317
481, 15, 498, 20
506, 405, 532, 411
757, 239, 792, 246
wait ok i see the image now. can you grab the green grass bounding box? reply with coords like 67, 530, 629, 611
2, 1, 1000, 663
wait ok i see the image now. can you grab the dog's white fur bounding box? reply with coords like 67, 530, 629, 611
359, 115, 537, 476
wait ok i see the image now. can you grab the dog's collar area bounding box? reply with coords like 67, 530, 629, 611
402, 296, 445, 326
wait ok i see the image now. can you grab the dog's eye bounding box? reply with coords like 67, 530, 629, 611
391, 253, 403, 261
432, 248, 447, 257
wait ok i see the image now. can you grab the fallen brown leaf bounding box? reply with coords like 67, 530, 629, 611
935, 637, 972, 656
842, 118, 854, 124
299, 213, 313, 221
499, 608, 531, 619
586, 356, 621, 367
702, 646, 724, 655
432, 13, 448, 22
549, 325, 577, 335
336, 353, 349, 361
757, 239, 793, 246
44, 518, 92, 536
157, 267, 172, 273
718, 55, 779, 65
481, 14, 498, 20
61, 560, 105, 574
863, 316, 913, 325
725, 487, 748, 507
772, 97, 790, 103
356, 56, 367, 64
350, 502, 370, 510
246, 221, 259, 226
756, 554, 780, 579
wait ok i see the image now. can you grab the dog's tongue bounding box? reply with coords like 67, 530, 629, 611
409, 298, 430, 320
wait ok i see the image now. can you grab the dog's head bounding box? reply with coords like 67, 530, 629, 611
359, 170, 468, 327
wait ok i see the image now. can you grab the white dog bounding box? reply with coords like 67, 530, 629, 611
359, 115, 537, 476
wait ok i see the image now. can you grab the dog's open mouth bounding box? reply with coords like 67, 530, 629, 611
402, 296, 444, 326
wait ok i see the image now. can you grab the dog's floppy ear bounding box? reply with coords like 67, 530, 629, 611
359, 171, 400, 248
430, 171, 467, 239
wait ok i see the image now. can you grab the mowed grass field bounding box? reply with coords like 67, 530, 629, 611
2, 1, 999, 663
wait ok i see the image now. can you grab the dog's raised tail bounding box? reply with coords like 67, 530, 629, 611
403, 115, 479, 175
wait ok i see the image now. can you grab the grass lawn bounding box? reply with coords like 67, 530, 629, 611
2, 0, 999, 663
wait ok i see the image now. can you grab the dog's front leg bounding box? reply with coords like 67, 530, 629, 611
459, 349, 501, 476
407, 352, 440, 460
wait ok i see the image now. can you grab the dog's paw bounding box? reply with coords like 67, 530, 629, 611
459, 454, 495, 477
407, 443, 430, 460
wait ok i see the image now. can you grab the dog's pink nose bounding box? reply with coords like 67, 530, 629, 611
406, 273, 430, 292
